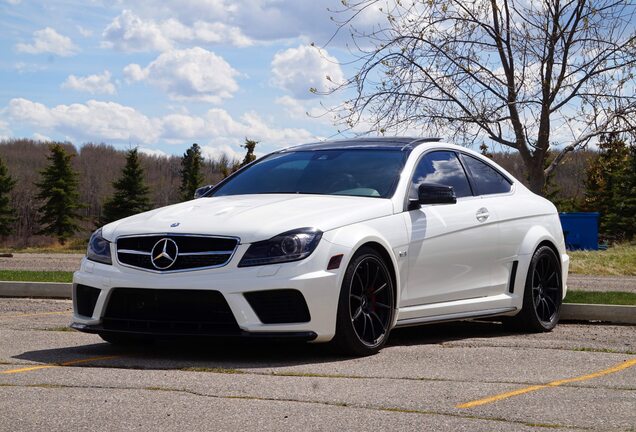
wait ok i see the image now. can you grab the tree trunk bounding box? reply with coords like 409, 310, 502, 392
526, 157, 546, 195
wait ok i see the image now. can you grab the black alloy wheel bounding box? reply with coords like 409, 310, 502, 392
334, 247, 395, 356
511, 245, 563, 332
531, 251, 562, 324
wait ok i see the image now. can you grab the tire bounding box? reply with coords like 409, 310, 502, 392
333, 246, 395, 356
509, 245, 563, 332
98, 332, 154, 346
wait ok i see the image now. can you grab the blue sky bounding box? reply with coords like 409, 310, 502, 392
0, 0, 378, 159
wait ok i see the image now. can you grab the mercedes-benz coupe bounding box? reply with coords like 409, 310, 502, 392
72, 137, 568, 355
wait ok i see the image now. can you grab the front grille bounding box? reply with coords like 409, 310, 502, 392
75, 284, 101, 317
244, 289, 311, 324
116, 234, 238, 272
103, 288, 240, 335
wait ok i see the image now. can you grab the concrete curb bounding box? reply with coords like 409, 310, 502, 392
0, 281, 72, 299
561, 303, 636, 325
0, 282, 634, 324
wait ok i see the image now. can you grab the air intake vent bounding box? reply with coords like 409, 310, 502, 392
116, 234, 239, 272
244, 289, 311, 324
103, 288, 240, 335
75, 284, 100, 317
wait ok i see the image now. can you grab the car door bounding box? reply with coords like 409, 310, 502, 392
401, 150, 500, 307
459, 153, 516, 294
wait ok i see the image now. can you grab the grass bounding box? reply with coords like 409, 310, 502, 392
564, 290, 636, 305
569, 243, 636, 276
0, 270, 73, 283
0, 238, 87, 254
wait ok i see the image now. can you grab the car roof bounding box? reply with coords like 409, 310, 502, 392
281, 137, 442, 152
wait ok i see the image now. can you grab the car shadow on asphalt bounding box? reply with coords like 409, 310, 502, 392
13, 320, 522, 370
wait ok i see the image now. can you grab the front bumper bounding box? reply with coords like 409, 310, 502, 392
71, 240, 348, 343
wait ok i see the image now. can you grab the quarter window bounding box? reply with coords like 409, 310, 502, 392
410, 151, 472, 199
462, 155, 512, 195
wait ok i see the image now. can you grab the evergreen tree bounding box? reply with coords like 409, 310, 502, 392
100, 148, 150, 225
179, 143, 204, 200
220, 138, 258, 179
35, 144, 82, 244
0, 156, 16, 237
240, 138, 258, 167
584, 134, 634, 241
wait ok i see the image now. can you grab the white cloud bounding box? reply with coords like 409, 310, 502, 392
102, 10, 172, 52
138, 147, 168, 158
32, 132, 51, 142
62, 71, 116, 95
5, 98, 315, 149
122, 64, 148, 82
123, 47, 239, 103
161, 109, 315, 147
15, 27, 79, 56
275, 95, 342, 128
13, 62, 47, 74
77, 25, 93, 37
200, 143, 244, 162
102, 10, 251, 52
7, 98, 161, 144
117, 1, 375, 47
187, 21, 252, 47
0, 120, 12, 141
271, 45, 344, 99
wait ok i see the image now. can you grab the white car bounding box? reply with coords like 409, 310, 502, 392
72, 137, 569, 356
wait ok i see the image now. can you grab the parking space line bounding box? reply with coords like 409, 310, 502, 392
0, 311, 70, 320
457, 357, 636, 409
1, 355, 120, 375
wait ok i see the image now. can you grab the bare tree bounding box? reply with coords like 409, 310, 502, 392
330, 0, 636, 193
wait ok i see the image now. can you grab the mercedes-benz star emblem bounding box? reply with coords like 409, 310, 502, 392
150, 238, 179, 270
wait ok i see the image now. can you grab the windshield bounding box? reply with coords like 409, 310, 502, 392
212, 149, 406, 198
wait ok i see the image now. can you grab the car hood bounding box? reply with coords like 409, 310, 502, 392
101, 194, 394, 244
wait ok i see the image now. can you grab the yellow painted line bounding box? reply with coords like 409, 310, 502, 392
0, 311, 70, 320
1, 355, 120, 375
457, 357, 636, 409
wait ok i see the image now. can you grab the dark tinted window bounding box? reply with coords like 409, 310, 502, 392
410, 151, 472, 198
462, 155, 512, 195
213, 149, 405, 198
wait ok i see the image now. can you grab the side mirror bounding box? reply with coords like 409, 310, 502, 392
193, 184, 214, 199
418, 183, 456, 204
409, 183, 456, 209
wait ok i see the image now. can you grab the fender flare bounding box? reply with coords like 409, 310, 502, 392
324, 227, 403, 326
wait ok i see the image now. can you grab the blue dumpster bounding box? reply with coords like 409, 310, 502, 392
558, 212, 600, 251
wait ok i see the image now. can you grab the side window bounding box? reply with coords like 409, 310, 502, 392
410, 151, 472, 199
462, 155, 512, 195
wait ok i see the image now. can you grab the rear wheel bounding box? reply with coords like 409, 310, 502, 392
333, 247, 395, 356
510, 245, 562, 332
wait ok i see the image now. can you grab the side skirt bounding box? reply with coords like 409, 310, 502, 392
395, 307, 517, 328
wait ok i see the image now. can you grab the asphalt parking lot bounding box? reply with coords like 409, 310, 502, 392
0, 298, 635, 431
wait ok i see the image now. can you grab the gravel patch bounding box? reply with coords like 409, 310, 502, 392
0, 253, 84, 272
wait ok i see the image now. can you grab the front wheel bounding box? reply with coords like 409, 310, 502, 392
510, 245, 563, 332
333, 247, 395, 356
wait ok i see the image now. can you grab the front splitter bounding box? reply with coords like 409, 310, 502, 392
70, 322, 318, 342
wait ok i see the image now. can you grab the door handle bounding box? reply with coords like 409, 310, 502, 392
476, 207, 490, 222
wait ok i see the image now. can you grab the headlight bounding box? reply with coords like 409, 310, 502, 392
87, 228, 112, 265
238, 228, 322, 267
